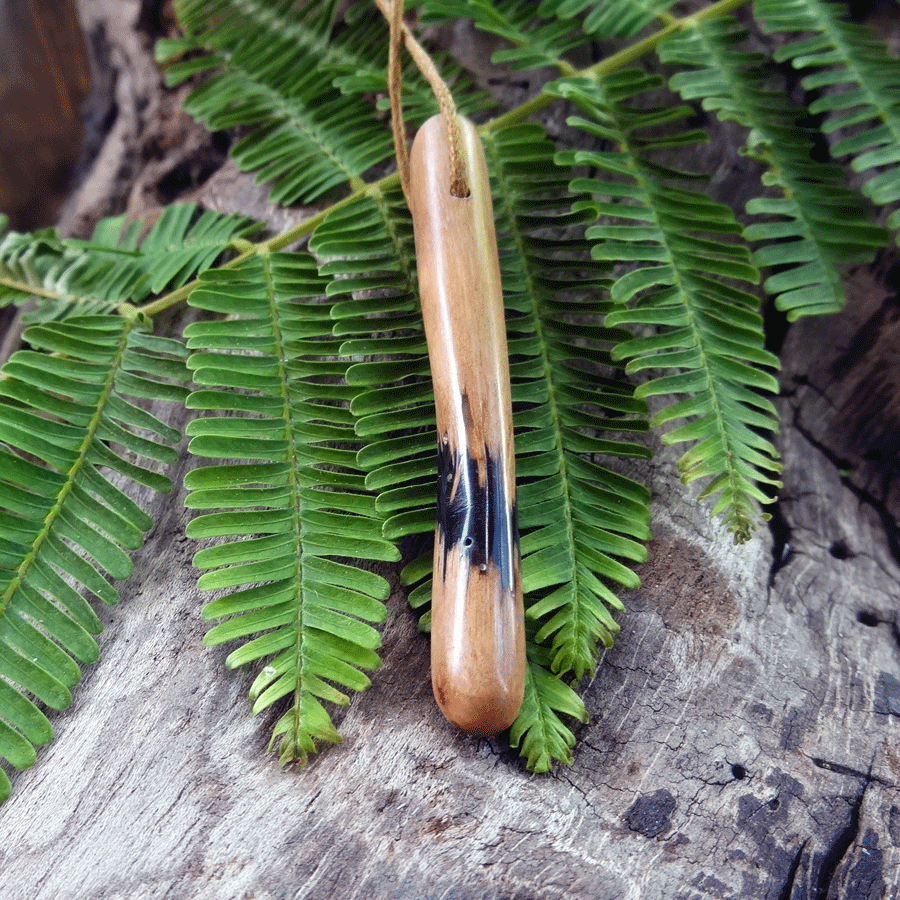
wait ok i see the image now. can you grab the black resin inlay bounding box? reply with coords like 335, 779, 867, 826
436, 437, 518, 593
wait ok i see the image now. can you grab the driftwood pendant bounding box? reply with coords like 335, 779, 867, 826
409, 114, 525, 736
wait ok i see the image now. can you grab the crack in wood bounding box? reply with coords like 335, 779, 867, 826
812, 773, 869, 900
777, 838, 808, 900
810, 758, 876, 782
766, 498, 795, 588
791, 413, 900, 570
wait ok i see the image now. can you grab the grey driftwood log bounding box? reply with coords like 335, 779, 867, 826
0, 1, 898, 898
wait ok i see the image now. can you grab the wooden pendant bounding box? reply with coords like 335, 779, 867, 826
409, 114, 525, 736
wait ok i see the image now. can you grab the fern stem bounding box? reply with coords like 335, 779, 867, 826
138, 0, 751, 320
260, 251, 308, 745
0, 276, 67, 303
657, 11, 679, 28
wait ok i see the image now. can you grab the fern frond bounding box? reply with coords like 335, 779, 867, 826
184, 252, 398, 766
551, 71, 781, 541
660, 16, 888, 320
309, 186, 430, 536
170, 0, 342, 45
482, 123, 650, 681
160, 0, 489, 207
756, 0, 900, 233
161, 35, 391, 203
0, 314, 188, 800
66, 205, 257, 302
0, 205, 254, 321
0, 228, 96, 317
166, 0, 490, 123
421, 0, 683, 71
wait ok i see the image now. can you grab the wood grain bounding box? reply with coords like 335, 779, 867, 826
409, 113, 525, 735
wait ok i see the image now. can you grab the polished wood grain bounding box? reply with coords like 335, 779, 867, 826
409, 114, 525, 736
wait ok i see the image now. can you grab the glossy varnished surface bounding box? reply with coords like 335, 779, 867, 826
409, 114, 525, 735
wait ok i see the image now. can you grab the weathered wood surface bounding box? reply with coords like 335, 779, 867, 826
0, 2, 898, 898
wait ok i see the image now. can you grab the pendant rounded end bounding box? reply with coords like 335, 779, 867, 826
432, 676, 524, 737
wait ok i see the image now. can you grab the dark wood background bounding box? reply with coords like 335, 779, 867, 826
0, 1, 898, 898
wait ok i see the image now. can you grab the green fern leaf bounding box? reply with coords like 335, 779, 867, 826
660, 16, 888, 320
163, 34, 391, 203
482, 124, 650, 680
0, 314, 188, 800
184, 252, 397, 766
0, 205, 254, 321
164, 0, 490, 123
66, 204, 257, 302
311, 185, 436, 615
161, 0, 490, 206
756, 0, 900, 233
551, 71, 781, 541
0, 228, 102, 318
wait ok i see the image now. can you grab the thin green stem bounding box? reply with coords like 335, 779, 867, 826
259, 249, 308, 752
0, 277, 67, 303
137, 0, 751, 320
